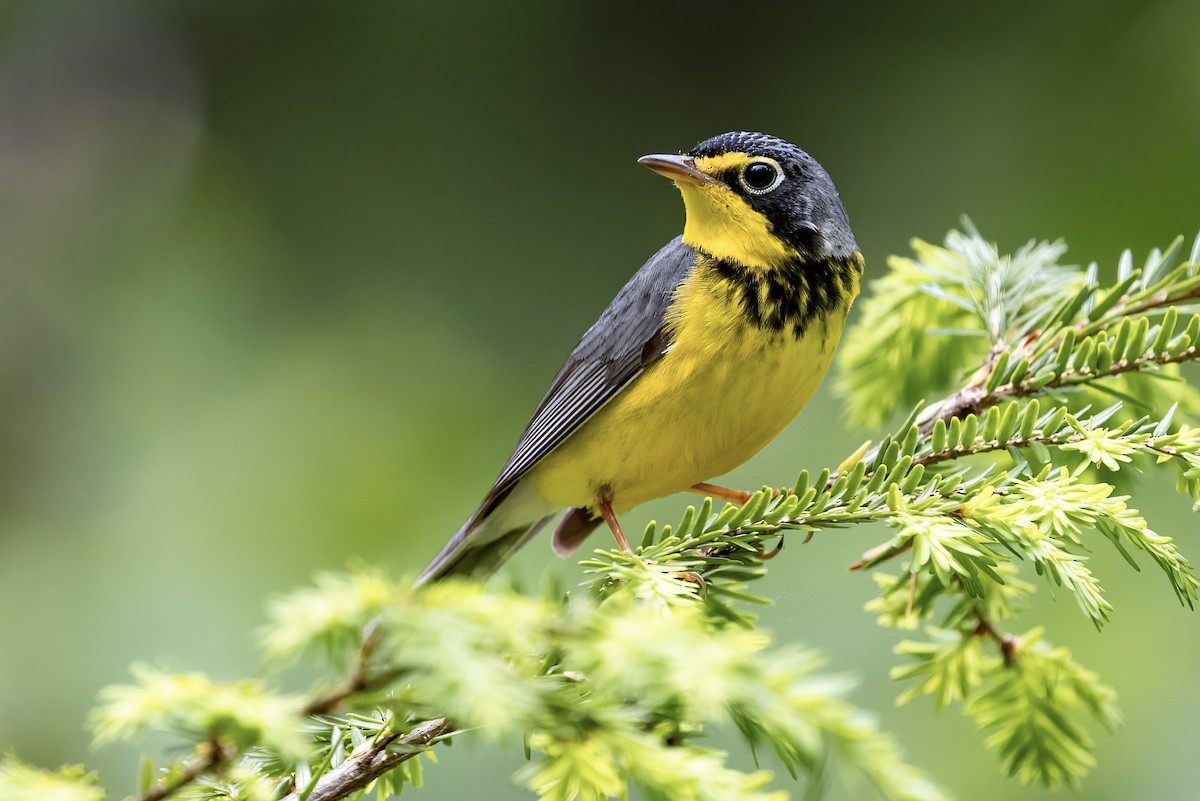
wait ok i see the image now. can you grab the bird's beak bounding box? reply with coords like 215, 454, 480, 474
637, 154, 715, 186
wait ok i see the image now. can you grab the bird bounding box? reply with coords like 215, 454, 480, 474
418, 131, 862, 584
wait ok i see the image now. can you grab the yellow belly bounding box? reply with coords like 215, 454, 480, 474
525, 268, 851, 514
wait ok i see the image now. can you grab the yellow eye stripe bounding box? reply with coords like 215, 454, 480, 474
691, 152, 756, 175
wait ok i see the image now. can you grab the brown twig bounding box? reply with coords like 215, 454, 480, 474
1078, 282, 1200, 337
972, 608, 1020, 667
303, 668, 404, 718
995, 346, 1200, 402
280, 718, 453, 801
303, 619, 403, 717
136, 736, 230, 801
852, 299, 1200, 479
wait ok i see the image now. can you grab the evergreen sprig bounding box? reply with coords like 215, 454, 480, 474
597, 397, 1198, 626
0, 755, 105, 801
10, 226, 1200, 801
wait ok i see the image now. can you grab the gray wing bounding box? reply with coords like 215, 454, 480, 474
477, 235, 697, 517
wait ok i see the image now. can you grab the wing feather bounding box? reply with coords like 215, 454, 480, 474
477, 236, 697, 516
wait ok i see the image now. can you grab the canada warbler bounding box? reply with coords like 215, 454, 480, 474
419, 131, 862, 583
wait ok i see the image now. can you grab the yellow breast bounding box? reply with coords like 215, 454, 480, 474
525, 257, 859, 514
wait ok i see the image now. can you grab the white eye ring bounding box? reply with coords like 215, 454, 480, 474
739, 159, 785, 195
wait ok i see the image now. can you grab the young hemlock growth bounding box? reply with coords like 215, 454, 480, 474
8, 225, 1200, 801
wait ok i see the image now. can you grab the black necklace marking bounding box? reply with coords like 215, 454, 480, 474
707, 254, 861, 339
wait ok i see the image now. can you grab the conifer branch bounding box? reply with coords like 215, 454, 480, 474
972, 607, 1019, 667
861, 335, 1200, 470
1074, 275, 1200, 336
302, 677, 374, 719
135, 737, 230, 801
300, 623, 402, 717
279, 718, 452, 801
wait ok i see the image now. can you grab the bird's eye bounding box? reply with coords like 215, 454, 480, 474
739, 161, 783, 194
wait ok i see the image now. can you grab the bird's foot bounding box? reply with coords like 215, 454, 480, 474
599, 497, 630, 551
689, 482, 754, 505
690, 482, 785, 506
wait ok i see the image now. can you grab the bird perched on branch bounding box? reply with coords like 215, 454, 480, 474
419, 131, 862, 584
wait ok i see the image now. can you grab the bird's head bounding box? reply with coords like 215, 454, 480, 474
639, 131, 857, 270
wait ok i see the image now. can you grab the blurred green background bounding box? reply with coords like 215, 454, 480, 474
0, 1, 1196, 798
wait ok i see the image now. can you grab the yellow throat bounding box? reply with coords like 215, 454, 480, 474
678, 152, 797, 269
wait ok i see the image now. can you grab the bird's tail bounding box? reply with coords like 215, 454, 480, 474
416, 481, 559, 585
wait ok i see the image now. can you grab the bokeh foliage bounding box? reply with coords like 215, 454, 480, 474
1, 2, 1198, 801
